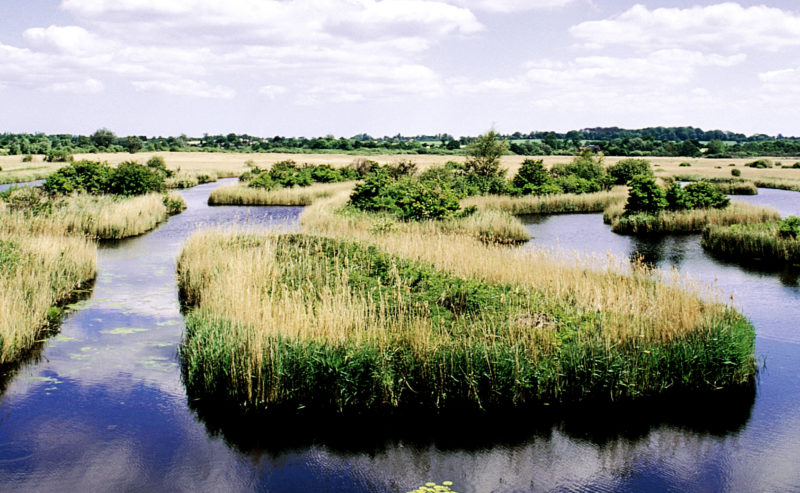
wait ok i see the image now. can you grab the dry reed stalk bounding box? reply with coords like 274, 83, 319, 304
208, 181, 355, 206
0, 214, 96, 364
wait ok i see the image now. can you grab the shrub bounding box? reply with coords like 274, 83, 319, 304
349, 158, 379, 178
731, 168, 742, 177
309, 164, 342, 183
464, 129, 507, 178
43, 160, 112, 195
349, 167, 396, 213
779, 216, 800, 238
679, 162, 692, 167
106, 161, 166, 196
248, 172, 276, 190
393, 178, 461, 221
146, 155, 173, 178
746, 159, 773, 169
554, 175, 599, 194
269, 160, 312, 187
386, 159, 418, 179
729, 163, 736, 167
792, 162, 800, 169
22, 154, 33, 163
607, 158, 652, 185
624, 174, 667, 215
511, 159, 555, 195
45, 149, 73, 163
668, 181, 730, 210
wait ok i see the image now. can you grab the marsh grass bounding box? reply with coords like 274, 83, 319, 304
179, 229, 755, 413
604, 201, 780, 234
208, 181, 355, 206
462, 189, 627, 215
0, 214, 96, 364
53, 193, 172, 239
702, 222, 800, 265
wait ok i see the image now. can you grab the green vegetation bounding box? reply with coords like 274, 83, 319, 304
606, 158, 653, 185
702, 217, 800, 265
606, 201, 778, 234
43, 160, 166, 196
731, 168, 742, 177
0, 214, 96, 365
179, 231, 756, 414
746, 159, 773, 169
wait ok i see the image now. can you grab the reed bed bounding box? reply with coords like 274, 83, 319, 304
0, 214, 96, 365
178, 229, 755, 413
462, 189, 627, 215
712, 181, 758, 195
208, 181, 355, 206
702, 222, 800, 265
604, 201, 780, 234
53, 193, 171, 239
165, 172, 218, 189
752, 178, 800, 192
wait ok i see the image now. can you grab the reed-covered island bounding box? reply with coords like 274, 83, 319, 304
178, 226, 756, 413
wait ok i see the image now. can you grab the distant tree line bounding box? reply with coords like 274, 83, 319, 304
2, 126, 800, 158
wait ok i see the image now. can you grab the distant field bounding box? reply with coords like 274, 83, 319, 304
2, 152, 799, 185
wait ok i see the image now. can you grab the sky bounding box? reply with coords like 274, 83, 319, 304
1, 0, 800, 138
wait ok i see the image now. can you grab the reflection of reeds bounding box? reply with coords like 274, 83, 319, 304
0, 214, 96, 365
702, 222, 800, 264
604, 201, 780, 234
462, 189, 627, 215
178, 207, 756, 412
208, 181, 355, 206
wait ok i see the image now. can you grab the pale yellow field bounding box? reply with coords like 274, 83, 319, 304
2, 151, 800, 185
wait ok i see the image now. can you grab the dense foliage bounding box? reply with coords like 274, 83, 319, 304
4, 125, 800, 158
244, 160, 359, 190
625, 177, 729, 216
42, 160, 166, 196
606, 158, 653, 185
511, 151, 610, 196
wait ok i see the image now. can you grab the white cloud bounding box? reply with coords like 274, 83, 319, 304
571, 3, 800, 52
23, 25, 109, 55
447, 0, 575, 13
45, 78, 105, 94
259, 85, 288, 100
759, 67, 800, 96
132, 79, 235, 99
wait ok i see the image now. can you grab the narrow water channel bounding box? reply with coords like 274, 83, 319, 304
1, 182, 799, 492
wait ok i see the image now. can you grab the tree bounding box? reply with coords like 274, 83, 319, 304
624, 174, 667, 215
126, 136, 143, 153
464, 129, 508, 178
91, 128, 116, 148
607, 158, 652, 185
706, 139, 726, 156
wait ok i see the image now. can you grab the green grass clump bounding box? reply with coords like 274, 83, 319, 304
702, 219, 800, 265
179, 232, 756, 414
605, 201, 779, 234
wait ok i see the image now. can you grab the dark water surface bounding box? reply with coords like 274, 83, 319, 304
1, 183, 799, 492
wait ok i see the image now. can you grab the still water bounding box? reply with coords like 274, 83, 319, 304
1, 182, 799, 492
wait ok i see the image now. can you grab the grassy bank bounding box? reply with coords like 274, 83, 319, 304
179, 230, 755, 413
166, 172, 218, 189
461, 189, 627, 215
702, 222, 800, 265
0, 214, 96, 365
604, 201, 780, 234
208, 181, 355, 206
54, 192, 183, 239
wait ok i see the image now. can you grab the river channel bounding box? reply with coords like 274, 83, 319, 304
1, 180, 799, 492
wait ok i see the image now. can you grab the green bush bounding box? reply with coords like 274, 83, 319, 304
349, 167, 465, 221
107, 161, 166, 196
679, 162, 692, 167
511, 159, 557, 195
22, 154, 33, 163
248, 172, 276, 190
731, 168, 742, 177
746, 159, 773, 169
792, 162, 800, 169
45, 149, 73, 163
146, 155, 174, 178
607, 158, 652, 185
43, 160, 112, 195
309, 164, 342, 183
624, 174, 667, 215
668, 181, 730, 210
269, 160, 312, 187
779, 216, 800, 238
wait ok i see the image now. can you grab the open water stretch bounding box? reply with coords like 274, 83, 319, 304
1, 180, 799, 492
